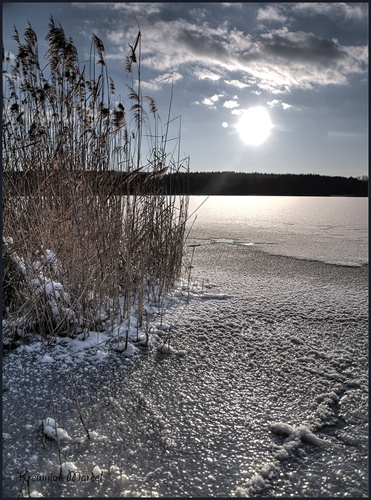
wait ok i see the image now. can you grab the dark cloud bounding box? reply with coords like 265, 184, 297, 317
260, 29, 343, 63
176, 26, 231, 65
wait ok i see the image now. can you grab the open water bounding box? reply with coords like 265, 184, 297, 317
3, 196, 368, 497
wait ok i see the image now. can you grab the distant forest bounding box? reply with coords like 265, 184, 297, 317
163, 172, 368, 196
7, 171, 368, 197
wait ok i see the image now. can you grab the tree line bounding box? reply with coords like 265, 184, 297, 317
162, 171, 368, 196
6, 170, 368, 197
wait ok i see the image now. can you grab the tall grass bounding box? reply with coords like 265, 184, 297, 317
2, 18, 189, 346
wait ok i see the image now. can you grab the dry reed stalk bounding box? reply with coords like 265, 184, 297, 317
3, 20, 190, 344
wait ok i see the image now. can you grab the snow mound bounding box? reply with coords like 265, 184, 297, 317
270, 421, 327, 448
43, 417, 71, 441
61, 462, 78, 476
155, 323, 171, 331
157, 344, 173, 354
234, 419, 330, 496
339, 389, 368, 424
93, 349, 109, 362
114, 341, 135, 357
109, 465, 129, 484
91, 465, 103, 476
41, 354, 55, 363
200, 293, 231, 300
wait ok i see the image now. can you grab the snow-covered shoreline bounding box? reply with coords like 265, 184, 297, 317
3, 242, 368, 498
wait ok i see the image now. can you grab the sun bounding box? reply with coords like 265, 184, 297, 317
236, 106, 272, 146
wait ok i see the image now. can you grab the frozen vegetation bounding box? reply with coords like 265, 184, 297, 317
3, 20, 189, 347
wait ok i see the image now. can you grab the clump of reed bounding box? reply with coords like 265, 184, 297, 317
2, 18, 190, 346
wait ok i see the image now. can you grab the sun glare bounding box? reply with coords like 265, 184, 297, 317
236, 107, 272, 146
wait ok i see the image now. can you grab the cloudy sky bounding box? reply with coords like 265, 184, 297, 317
3, 2, 368, 176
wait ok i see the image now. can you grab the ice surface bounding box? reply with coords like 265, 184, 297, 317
2, 226, 368, 498
187, 196, 368, 267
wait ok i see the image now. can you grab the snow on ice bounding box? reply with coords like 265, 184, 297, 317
42, 417, 72, 441
3, 242, 368, 498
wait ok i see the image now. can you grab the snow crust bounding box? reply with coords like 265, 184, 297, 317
3, 236, 368, 498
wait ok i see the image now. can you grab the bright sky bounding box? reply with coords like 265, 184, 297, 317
3, 2, 368, 176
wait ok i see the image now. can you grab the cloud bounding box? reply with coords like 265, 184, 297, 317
112, 1, 164, 14
267, 99, 293, 110
256, 5, 288, 23
221, 3, 243, 8
140, 72, 183, 91
109, 19, 231, 72
229, 28, 254, 52
243, 28, 368, 91
281, 102, 292, 110
73, 2, 165, 16
189, 7, 208, 21
292, 3, 368, 21
224, 79, 249, 89
194, 68, 222, 81
202, 93, 223, 108
260, 27, 344, 63
256, 3, 368, 26
223, 100, 239, 109
104, 13, 367, 95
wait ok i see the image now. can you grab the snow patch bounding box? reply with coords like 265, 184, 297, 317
93, 349, 109, 362
157, 344, 173, 354
43, 418, 71, 441
234, 402, 335, 496
40, 354, 55, 363
114, 341, 135, 357
339, 389, 368, 424
213, 238, 234, 244
61, 462, 78, 476
270, 421, 328, 450
156, 323, 171, 331
91, 465, 103, 476
200, 293, 231, 300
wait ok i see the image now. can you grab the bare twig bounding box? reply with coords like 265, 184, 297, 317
68, 372, 90, 439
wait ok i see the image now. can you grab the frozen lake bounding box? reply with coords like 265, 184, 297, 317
3, 196, 368, 497
187, 195, 368, 267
